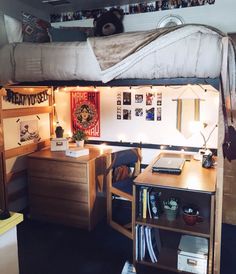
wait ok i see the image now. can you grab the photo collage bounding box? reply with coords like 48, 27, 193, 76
116, 90, 162, 121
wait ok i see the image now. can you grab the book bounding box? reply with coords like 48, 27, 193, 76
142, 188, 147, 219
140, 225, 146, 261
145, 226, 156, 263
138, 188, 143, 218
149, 191, 162, 219
135, 225, 139, 261
65, 147, 89, 158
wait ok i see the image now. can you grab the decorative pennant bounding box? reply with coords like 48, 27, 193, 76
4, 89, 49, 105
71, 91, 100, 137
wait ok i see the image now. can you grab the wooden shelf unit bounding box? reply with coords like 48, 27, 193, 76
133, 154, 216, 274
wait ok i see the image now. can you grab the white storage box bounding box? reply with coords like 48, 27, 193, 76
50, 138, 68, 151
65, 147, 89, 158
177, 235, 208, 274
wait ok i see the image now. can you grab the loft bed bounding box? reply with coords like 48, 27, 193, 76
0, 24, 235, 93
0, 24, 235, 274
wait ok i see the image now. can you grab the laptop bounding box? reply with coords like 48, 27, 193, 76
152, 157, 185, 175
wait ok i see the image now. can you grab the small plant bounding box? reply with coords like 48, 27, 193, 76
163, 197, 179, 211
72, 129, 87, 141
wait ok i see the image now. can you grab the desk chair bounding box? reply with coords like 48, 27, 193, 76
107, 148, 141, 240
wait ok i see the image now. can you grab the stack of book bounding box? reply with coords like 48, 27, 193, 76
135, 225, 162, 263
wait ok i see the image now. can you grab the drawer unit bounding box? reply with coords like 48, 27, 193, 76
27, 148, 109, 230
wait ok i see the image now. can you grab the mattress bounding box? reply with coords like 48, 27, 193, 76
0, 25, 234, 90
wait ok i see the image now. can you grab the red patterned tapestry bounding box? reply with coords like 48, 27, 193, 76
71, 91, 100, 137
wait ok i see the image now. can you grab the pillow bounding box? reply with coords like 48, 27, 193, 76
60, 26, 95, 37
4, 14, 23, 43
0, 12, 8, 47
22, 12, 51, 43
48, 27, 87, 42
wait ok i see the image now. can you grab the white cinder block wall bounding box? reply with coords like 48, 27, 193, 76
55, 85, 219, 165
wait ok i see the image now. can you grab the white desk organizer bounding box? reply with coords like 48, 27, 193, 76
50, 138, 68, 151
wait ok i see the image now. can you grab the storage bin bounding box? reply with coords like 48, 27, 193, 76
177, 235, 208, 274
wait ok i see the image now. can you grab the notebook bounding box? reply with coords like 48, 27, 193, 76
152, 157, 185, 175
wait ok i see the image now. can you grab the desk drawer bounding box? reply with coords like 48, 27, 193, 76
30, 195, 89, 228
29, 176, 88, 203
28, 159, 87, 184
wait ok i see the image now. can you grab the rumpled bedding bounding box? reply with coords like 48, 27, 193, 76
0, 24, 234, 88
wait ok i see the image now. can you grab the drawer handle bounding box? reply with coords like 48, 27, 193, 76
187, 259, 197, 266
56, 142, 63, 146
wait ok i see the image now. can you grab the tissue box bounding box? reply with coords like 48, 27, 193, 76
65, 147, 89, 158
50, 138, 68, 151
178, 235, 208, 274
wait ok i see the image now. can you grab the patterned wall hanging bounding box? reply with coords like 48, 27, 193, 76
71, 91, 100, 137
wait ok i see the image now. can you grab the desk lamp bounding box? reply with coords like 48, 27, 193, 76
190, 122, 217, 161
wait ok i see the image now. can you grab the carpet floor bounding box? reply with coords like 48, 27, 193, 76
17, 216, 235, 274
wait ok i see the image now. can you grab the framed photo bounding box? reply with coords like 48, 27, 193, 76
123, 109, 131, 120
157, 107, 162, 121
135, 108, 143, 117
123, 92, 131, 105
135, 94, 143, 103
146, 107, 155, 121
146, 92, 154, 106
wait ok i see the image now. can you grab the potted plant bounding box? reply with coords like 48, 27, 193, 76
72, 129, 87, 147
163, 197, 179, 221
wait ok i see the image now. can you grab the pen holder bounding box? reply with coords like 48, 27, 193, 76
164, 208, 178, 221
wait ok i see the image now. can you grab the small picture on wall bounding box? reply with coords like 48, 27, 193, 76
117, 106, 122, 120
123, 109, 131, 120
157, 107, 162, 121
135, 94, 143, 103
146, 92, 155, 106
123, 92, 131, 105
135, 108, 143, 117
20, 120, 40, 142
157, 92, 162, 106
117, 92, 122, 105
146, 107, 155, 121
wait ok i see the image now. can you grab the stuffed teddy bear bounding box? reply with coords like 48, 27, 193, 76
94, 8, 124, 36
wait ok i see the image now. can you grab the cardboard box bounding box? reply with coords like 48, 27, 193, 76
65, 147, 89, 158
50, 138, 68, 151
177, 235, 208, 274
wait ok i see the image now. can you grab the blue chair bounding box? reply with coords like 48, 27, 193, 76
107, 148, 141, 239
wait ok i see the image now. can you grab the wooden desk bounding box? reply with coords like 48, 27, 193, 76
28, 147, 111, 230
133, 154, 216, 274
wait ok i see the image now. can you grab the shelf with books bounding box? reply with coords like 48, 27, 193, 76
133, 154, 216, 274
135, 185, 212, 237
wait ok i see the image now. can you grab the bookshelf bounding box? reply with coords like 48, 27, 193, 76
133, 153, 216, 274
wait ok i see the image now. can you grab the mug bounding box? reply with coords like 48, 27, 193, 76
202, 152, 213, 168
183, 212, 203, 226
182, 205, 203, 226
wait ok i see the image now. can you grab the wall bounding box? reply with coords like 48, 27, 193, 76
56, 84, 219, 165
52, 0, 236, 33
0, 0, 48, 20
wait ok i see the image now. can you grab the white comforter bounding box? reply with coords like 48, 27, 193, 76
0, 25, 234, 86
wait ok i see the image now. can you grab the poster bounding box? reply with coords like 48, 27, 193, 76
71, 91, 100, 137
20, 120, 40, 142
